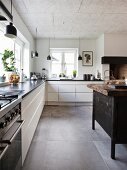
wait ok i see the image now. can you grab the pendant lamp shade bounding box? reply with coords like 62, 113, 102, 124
5, 22, 17, 38
78, 54, 82, 60
4, 0, 17, 38
47, 55, 51, 60
35, 51, 38, 57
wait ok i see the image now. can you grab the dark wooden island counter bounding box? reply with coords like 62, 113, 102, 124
87, 84, 127, 159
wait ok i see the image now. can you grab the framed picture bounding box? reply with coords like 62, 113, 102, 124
82, 51, 93, 66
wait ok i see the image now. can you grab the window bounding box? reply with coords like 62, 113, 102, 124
0, 29, 14, 75
0, 24, 24, 76
50, 48, 78, 77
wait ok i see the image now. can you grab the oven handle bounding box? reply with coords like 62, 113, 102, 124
10, 120, 25, 143
0, 120, 24, 160
0, 120, 25, 145
0, 144, 9, 160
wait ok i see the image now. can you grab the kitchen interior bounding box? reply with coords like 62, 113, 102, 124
0, 0, 127, 170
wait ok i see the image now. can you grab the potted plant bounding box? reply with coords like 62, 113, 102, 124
1, 49, 19, 83
2, 49, 16, 71
73, 70, 77, 78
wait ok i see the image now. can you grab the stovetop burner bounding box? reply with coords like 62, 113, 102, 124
0, 90, 21, 109
0, 97, 18, 109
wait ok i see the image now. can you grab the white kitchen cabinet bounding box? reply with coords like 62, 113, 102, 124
48, 93, 58, 101
59, 84, 75, 93
76, 93, 93, 102
47, 83, 59, 102
59, 93, 75, 102
21, 83, 45, 165
46, 80, 103, 105
48, 84, 58, 92
75, 84, 92, 93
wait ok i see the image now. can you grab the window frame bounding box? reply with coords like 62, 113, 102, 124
0, 23, 25, 75
50, 48, 78, 77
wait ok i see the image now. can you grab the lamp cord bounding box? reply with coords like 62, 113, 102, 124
35, 28, 38, 51
79, 37, 80, 53
49, 38, 50, 54
11, 0, 12, 14
36, 28, 37, 38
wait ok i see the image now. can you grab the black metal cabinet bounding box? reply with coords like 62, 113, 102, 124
92, 91, 127, 159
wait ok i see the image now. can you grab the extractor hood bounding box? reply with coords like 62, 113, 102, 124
0, 0, 12, 22
101, 56, 127, 64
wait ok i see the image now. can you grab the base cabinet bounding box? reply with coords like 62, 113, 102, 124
46, 81, 99, 105
76, 93, 93, 102
21, 83, 45, 165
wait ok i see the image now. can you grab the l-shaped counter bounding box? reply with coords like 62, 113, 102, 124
1, 79, 127, 162
0, 79, 104, 165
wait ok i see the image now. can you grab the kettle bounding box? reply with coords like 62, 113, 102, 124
90, 75, 95, 80
31, 74, 37, 80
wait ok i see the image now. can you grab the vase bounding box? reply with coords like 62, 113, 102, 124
9, 72, 20, 84
73, 74, 76, 78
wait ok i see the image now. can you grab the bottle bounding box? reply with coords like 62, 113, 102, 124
97, 70, 101, 80
20, 69, 24, 82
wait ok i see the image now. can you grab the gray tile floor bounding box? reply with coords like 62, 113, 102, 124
22, 106, 127, 170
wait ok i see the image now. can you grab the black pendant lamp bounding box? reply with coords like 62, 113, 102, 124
47, 38, 51, 60
5, 0, 17, 38
78, 38, 82, 60
35, 27, 38, 57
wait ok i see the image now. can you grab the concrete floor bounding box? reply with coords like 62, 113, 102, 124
22, 106, 127, 170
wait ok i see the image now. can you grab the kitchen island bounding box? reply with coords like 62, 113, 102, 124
87, 84, 127, 159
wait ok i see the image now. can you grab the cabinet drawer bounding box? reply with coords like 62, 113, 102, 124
76, 85, 92, 92
59, 93, 75, 102
48, 93, 58, 101
59, 85, 75, 92
76, 93, 93, 102
48, 84, 58, 92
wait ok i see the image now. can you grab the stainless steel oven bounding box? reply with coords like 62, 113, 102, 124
0, 93, 24, 170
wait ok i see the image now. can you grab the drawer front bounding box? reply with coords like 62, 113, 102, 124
76, 85, 92, 92
59, 93, 75, 102
48, 93, 58, 101
48, 84, 59, 92
76, 93, 93, 102
59, 85, 75, 92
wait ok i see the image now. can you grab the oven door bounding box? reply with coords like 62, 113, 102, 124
0, 119, 24, 170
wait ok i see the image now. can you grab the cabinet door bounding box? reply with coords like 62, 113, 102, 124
59, 93, 75, 102
48, 84, 58, 92
48, 93, 58, 101
76, 85, 92, 92
21, 83, 45, 164
76, 93, 93, 102
59, 84, 75, 92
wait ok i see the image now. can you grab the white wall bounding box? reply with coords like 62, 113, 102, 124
104, 33, 127, 56
96, 34, 107, 79
102, 33, 127, 79
1, 0, 35, 74
34, 38, 97, 78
